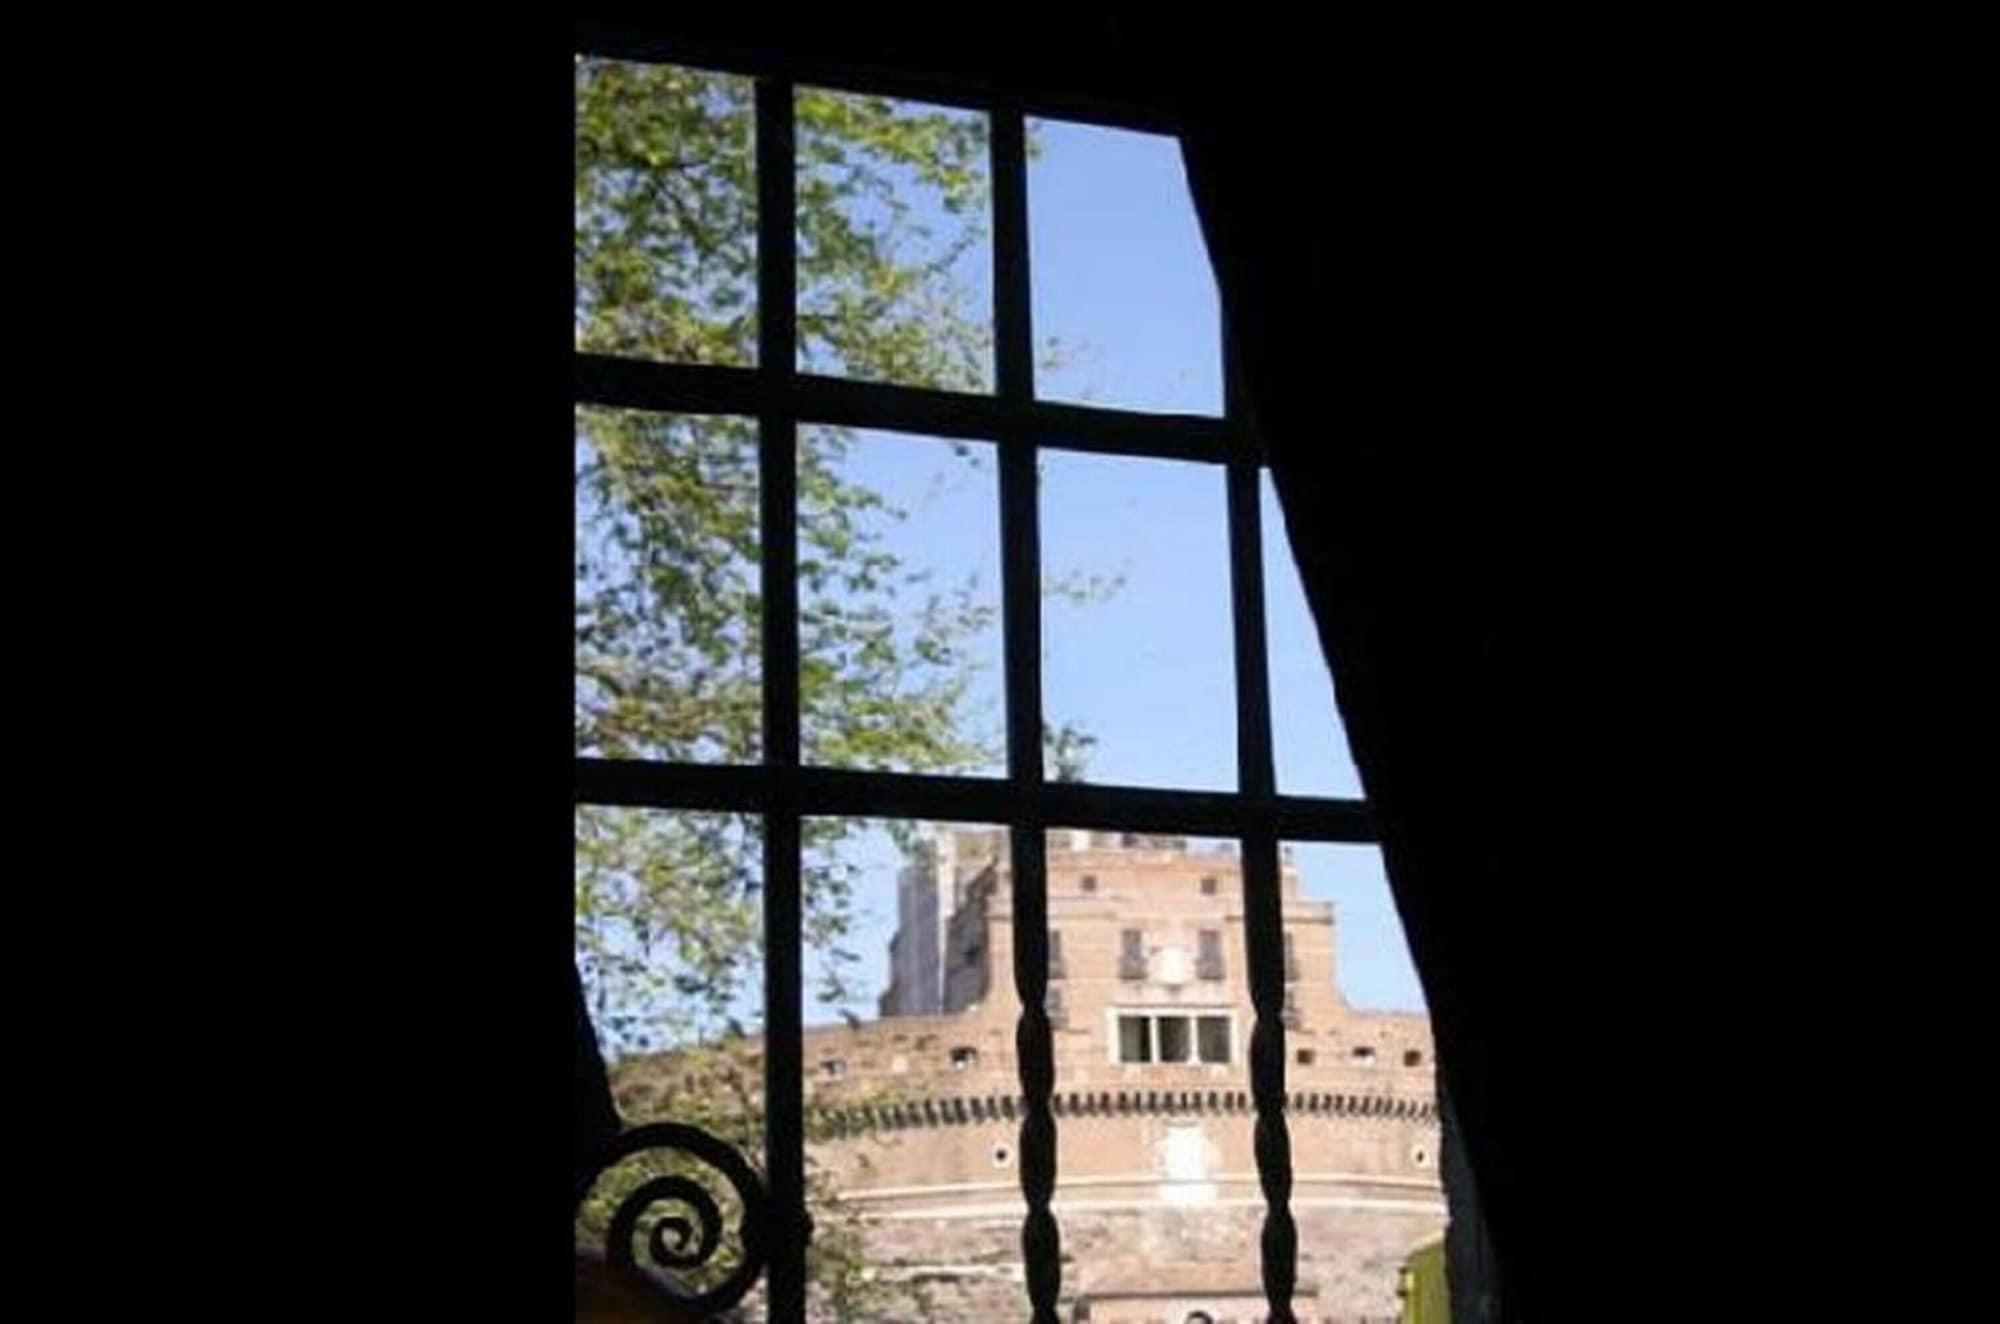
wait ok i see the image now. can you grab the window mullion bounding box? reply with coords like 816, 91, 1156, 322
754, 73, 806, 1324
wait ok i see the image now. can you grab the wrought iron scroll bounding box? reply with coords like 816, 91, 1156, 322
574, 1121, 771, 1318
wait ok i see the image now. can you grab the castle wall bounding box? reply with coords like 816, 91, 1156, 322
818, 1185, 1443, 1323
613, 830, 1444, 1321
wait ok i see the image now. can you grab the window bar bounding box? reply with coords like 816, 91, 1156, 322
992, 103, 1062, 1324
576, 756, 1374, 841
755, 74, 807, 1323
1227, 324, 1299, 1318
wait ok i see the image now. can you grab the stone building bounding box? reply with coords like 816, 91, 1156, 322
786, 827, 1447, 1322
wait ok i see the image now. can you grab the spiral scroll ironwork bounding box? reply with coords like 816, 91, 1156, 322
575, 1121, 769, 1317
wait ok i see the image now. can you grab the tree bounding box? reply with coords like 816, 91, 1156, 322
572, 58, 1104, 1318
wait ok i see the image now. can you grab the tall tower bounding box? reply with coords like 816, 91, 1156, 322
883, 826, 1007, 1015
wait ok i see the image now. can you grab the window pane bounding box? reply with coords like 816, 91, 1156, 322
574, 808, 766, 1314
800, 428, 1003, 775
1157, 1015, 1191, 1063
1044, 831, 1257, 1305
575, 407, 760, 763
1272, 838, 1443, 1315
1028, 119, 1222, 415
1196, 1015, 1231, 1064
797, 89, 993, 392
1282, 841, 1427, 1014
1041, 452, 1235, 790
575, 59, 756, 366
1119, 1015, 1152, 1063
1264, 472, 1366, 797
801, 818, 1028, 1320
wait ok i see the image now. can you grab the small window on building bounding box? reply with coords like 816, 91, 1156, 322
1295, 1048, 1316, 1066
1283, 931, 1300, 982
1404, 1049, 1424, 1067
1411, 1144, 1433, 1169
992, 1142, 1013, 1168
821, 1058, 846, 1079
1045, 984, 1067, 1029
1048, 928, 1066, 979
1118, 1014, 1153, 1063
950, 1046, 977, 1070
1197, 1015, 1231, 1064
1351, 1045, 1376, 1063
1080, 873, 1098, 893
1196, 928, 1225, 980
1119, 928, 1146, 979
1200, 874, 1218, 895
1157, 1015, 1192, 1063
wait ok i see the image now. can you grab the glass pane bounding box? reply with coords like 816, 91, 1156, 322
1284, 841, 1427, 1014
797, 89, 993, 392
1028, 119, 1222, 415
1119, 1015, 1151, 1063
575, 407, 760, 763
1196, 1015, 1231, 1064
799, 428, 1003, 775
801, 818, 1027, 1320
1157, 1015, 1191, 1063
1041, 451, 1235, 789
1276, 838, 1444, 1318
574, 807, 766, 1316
1264, 472, 1366, 797
1043, 830, 1258, 1313
575, 59, 757, 366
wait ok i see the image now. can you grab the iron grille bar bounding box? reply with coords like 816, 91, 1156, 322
1241, 826, 1299, 1321
1225, 280, 1299, 1323
575, 24, 1189, 137
993, 104, 1062, 1324
1229, 460, 1275, 801
574, 758, 1377, 842
754, 74, 807, 1323
574, 352, 1236, 464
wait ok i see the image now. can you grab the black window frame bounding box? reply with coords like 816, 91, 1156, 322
572, 28, 1380, 1323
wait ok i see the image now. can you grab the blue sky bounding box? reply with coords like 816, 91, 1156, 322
797, 119, 1425, 1021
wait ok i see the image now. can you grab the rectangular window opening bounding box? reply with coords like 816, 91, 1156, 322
572, 49, 1420, 1324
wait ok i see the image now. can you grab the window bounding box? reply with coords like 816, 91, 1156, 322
1119, 927, 1147, 980
1197, 1015, 1231, 1064
1404, 1049, 1424, 1068
1080, 873, 1098, 893
1200, 874, 1218, 895
572, 32, 1389, 1324
1351, 1045, 1376, 1063
950, 1046, 978, 1070
820, 1057, 846, 1079
1045, 984, 1067, 1030
1048, 928, 1066, 979
1158, 1016, 1191, 1062
1296, 1048, 1316, 1066
1197, 928, 1225, 980
1118, 1014, 1153, 1063
1115, 1012, 1232, 1065
1284, 931, 1300, 982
